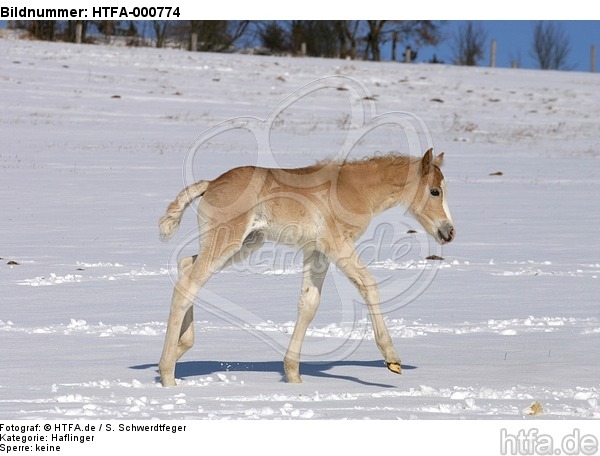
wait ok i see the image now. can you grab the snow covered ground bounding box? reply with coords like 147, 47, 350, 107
1, 37, 599, 420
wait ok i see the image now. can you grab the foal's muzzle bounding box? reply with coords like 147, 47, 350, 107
437, 222, 455, 245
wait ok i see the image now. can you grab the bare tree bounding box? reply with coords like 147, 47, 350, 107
266, 20, 361, 59
531, 21, 571, 70
290, 21, 339, 57
259, 21, 290, 54
365, 20, 441, 62
393, 21, 441, 61
400, 21, 441, 46
125, 21, 146, 47
337, 20, 360, 60
452, 21, 487, 66
189, 21, 251, 52
27, 21, 57, 41
224, 21, 252, 50
152, 21, 170, 48
64, 21, 89, 43
96, 20, 116, 43
365, 20, 387, 61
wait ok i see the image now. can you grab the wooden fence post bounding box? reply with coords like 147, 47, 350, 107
490, 39, 496, 67
591, 45, 597, 73
190, 32, 198, 52
75, 22, 83, 44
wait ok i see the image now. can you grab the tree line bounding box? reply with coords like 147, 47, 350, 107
6, 20, 579, 70
9, 20, 441, 62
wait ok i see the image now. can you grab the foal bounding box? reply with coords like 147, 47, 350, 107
158, 148, 454, 385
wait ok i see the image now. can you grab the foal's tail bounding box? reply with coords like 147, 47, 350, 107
158, 180, 209, 241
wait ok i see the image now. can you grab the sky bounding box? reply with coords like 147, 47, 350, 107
404, 21, 599, 72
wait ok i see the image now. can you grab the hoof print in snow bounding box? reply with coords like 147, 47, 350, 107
407, 229, 417, 234
489, 171, 503, 176
111, 95, 121, 99
7, 260, 19, 265
425, 255, 444, 261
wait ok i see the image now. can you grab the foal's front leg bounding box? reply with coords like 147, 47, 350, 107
331, 245, 402, 375
284, 250, 329, 383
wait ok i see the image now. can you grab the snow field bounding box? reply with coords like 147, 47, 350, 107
1, 37, 598, 420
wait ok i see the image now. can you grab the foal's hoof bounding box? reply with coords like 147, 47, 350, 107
386, 362, 402, 375
159, 376, 177, 387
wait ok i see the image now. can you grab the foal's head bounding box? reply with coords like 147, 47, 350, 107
410, 149, 455, 245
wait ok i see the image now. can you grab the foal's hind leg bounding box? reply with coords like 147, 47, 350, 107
175, 256, 197, 361
159, 226, 246, 387
284, 250, 330, 383
158, 258, 207, 387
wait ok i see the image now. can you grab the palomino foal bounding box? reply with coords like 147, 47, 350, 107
158, 148, 454, 385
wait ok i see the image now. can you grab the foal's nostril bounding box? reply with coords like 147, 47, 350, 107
437, 224, 455, 244
442, 226, 455, 243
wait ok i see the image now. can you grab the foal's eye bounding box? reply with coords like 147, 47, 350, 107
430, 189, 440, 197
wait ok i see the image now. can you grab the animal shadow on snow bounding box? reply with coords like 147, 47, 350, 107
131, 360, 416, 388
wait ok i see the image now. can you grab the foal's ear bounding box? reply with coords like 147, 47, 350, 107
420, 148, 434, 175
434, 152, 445, 167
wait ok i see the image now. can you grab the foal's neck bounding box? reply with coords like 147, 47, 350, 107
348, 156, 418, 214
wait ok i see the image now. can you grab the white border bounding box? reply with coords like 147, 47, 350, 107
2, 0, 597, 20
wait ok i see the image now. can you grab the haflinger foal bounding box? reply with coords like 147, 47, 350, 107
158, 148, 455, 385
